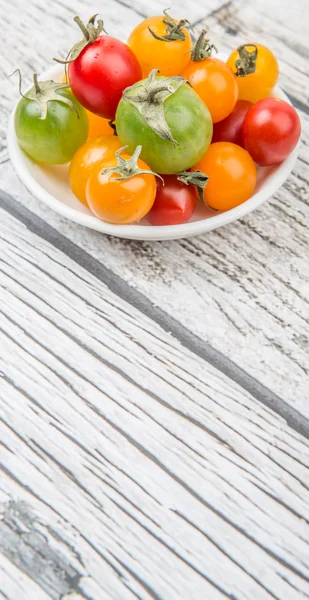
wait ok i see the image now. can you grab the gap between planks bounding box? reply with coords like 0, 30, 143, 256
0, 188, 308, 440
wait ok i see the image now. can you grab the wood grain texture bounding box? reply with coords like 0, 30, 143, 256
1, 0, 309, 597
0, 552, 52, 600
0, 0, 308, 415
1, 208, 309, 599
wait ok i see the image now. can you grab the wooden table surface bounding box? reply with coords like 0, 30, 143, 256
1, 0, 309, 598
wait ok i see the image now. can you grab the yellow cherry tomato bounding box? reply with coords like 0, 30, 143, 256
86, 149, 157, 224
69, 136, 122, 205
127, 12, 192, 77
227, 43, 279, 103
181, 58, 238, 123
193, 142, 257, 211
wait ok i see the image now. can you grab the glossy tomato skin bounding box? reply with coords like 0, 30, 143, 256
128, 16, 192, 77
86, 154, 157, 224
68, 36, 142, 120
148, 175, 196, 225
15, 87, 88, 164
227, 44, 279, 103
63, 72, 115, 140
242, 98, 301, 166
86, 110, 114, 140
69, 136, 122, 205
116, 79, 213, 174
212, 101, 252, 146
181, 58, 238, 123
193, 142, 257, 211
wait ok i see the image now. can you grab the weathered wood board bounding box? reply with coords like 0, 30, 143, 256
0, 208, 309, 599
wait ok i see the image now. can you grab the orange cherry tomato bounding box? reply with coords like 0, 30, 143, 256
62, 72, 114, 140
227, 43, 279, 103
127, 13, 192, 77
193, 142, 257, 211
181, 57, 238, 123
86, 151, 157, 224
69, 136, 122, 205
86, 111, 114, 140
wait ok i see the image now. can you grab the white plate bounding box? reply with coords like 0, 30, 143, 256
7, 62, 299, 241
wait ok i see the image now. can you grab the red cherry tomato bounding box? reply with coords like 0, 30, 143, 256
147, 175, 196, 225
242, 98, 301, 166
68, 36, 142, 120
212, 101, 252, 146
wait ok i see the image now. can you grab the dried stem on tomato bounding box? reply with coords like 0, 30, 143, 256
122, 69, 188, 145
177, 170, 209, 204
54, 14, 107, 64
11, 70, 78, 120
148, 8, 192, 42
234, 44, 258, 77
190, 30, 217, 61
101, 145, 163, 182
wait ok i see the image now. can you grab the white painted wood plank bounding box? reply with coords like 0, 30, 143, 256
0, 496, 142, 600
0, 554, 52, 600
0, 0, 308, 414
115, 0, 225, 22
0, 208, 309, 599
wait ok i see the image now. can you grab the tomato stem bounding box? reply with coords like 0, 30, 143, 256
101, 145, 163, 182
190, 30, 217, 62
235, 44, 258, 77
122, 69, 187, 146
74, 16, 91, 41
177, 170, 209, 204
148, 8, 192, 42
54, 14, 107, 64
33, 73, 41, 95
24, 78, 79, 121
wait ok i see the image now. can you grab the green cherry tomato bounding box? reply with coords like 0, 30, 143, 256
116, 70, 213, 174
14, 75, 88, 164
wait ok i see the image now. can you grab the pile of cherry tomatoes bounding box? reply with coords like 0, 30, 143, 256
14, 11, 301, 226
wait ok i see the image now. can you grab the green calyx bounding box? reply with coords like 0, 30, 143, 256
122, 69, 188, 146
13, 70, 78, 120
190, 29, 217, 61
235, 44, 258, 77
148, 8, 192, 42
101, 145, 163, 182
54, 14, 106, 64
177, 170, 209, 204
